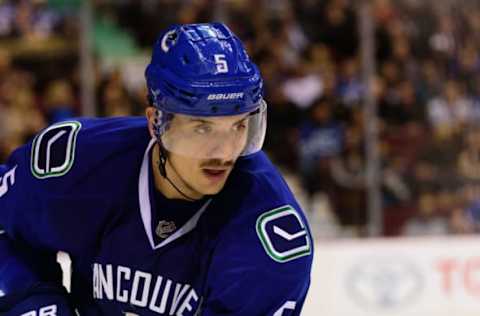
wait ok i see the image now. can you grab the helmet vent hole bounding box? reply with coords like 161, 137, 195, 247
234, 105, 240, 111
168, 32, 178, 41
211, 106, 218, 113
182, 55, 190, 65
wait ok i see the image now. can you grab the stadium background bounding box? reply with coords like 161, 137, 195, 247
2, 0, 480, 314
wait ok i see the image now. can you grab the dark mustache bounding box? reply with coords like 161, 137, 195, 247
200, 159, 234, 168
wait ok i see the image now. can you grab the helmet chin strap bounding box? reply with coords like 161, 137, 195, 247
156, 142, 198, 201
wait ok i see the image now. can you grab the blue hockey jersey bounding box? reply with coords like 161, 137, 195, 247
0, 117, 313, 315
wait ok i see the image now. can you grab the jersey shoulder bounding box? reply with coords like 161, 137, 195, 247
22, 116, 151, 205
29, 116, 149, 181
3, 115, 149, 184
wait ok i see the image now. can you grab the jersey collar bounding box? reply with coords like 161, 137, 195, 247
138, 139, 211, 250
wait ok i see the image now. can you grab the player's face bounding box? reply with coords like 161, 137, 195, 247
166, 113, 249, 196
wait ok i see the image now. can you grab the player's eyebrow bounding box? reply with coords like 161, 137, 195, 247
234, 114, 249, 124
188, 118, 212, 124
189, 114, 249, 125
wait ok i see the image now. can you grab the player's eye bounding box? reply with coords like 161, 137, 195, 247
233, 120, 248, 132
194, 124, 212, 135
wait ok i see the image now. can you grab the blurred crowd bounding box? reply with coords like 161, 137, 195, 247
2, 0, 480, 237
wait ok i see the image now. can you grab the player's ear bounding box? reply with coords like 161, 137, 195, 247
145, 107, 157, 139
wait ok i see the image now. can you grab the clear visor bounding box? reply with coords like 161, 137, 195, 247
158, 100, 267, 160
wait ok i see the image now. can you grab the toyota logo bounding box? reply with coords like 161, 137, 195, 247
346, 257, 424, 311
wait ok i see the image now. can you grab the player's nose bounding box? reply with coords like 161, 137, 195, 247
205, 138, 239, 161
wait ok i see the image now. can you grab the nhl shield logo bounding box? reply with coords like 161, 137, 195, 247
155, 220, 176, 239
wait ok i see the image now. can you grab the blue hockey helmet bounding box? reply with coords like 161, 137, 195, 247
145, 22, 264, 116
145, 23, 266, 158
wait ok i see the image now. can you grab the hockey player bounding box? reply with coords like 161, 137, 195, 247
0, 23, 313, 315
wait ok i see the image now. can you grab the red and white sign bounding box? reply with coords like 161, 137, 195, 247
303, 236, 480, 316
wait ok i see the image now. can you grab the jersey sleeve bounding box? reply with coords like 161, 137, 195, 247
0, 145, 72, 310
0, 231, 70, 312
202, 205, 313, 316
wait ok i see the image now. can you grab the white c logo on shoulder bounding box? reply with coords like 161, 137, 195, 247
161, 30, 177, 53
